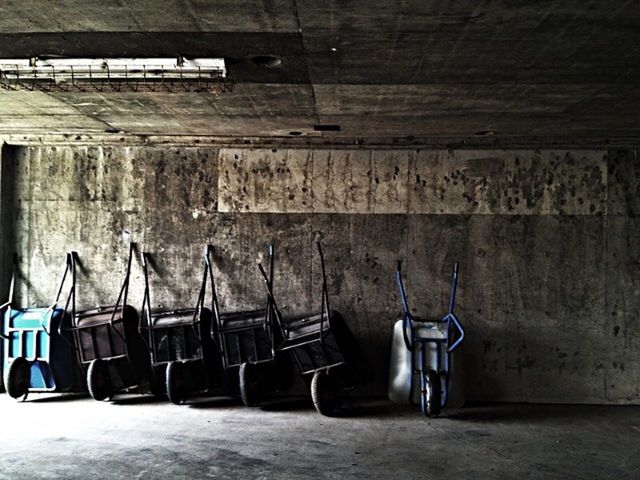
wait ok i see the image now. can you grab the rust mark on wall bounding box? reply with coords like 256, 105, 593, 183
219, 148, 608, 215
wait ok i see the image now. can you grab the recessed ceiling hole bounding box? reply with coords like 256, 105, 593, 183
314, 124, 341, 132
251, 55, 282, 68
475, 130, 497, 136
288, 131, 303, 136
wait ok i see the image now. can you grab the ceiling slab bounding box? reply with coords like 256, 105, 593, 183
0, 0, 638, 143
49, 83, 317, 117
0, 0, 299, 33
297, 4, 640, 86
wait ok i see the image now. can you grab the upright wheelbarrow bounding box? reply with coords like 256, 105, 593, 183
141, 247, 216, 404
257, 240, 371, 417
2, 252, 84, 400
210, 244, 293, 406
388, 260, 465, 416
72, 242, 150, 401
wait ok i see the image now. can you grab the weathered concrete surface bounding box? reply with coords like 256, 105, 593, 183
0, 396, 639, 480
219, 149, 608, 215
2, 145, 640, 404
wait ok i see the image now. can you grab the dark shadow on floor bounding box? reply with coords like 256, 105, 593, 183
187, 396, 242, 409
111, 394, 166, 405
335, 401, 396, 418
257, 397, 395, 417
258, 396, 313, 412
26, 393, 90, 403
444, 402, 624, 424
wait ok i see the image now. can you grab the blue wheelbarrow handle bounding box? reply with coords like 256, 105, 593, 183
445, 312, 465, 353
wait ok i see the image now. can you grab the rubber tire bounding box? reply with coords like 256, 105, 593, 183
311, 370, 340, 417
239, 362, 261, 407
425, 370, 441, 417
6, 357, 30, 400
87, 359, 112, 402
166, 361, 187, 405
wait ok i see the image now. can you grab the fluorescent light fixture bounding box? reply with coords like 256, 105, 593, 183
0, 57, 231, 92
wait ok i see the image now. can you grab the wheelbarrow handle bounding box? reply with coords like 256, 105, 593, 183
257, 260, 283, 325
446, 313, 465, 353
396, 260, 413, 350
448, 261, 459, 315
140, 252, 154, 332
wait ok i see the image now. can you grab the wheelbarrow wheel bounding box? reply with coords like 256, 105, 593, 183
239, 362, 261, 407
311, 370, 340, 417
87, 358, 112, 401
166, 361, 187, 405
423, 370, 441, 417
6, 357, 30, 400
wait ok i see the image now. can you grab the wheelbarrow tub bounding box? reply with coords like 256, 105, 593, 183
387, 319, 464, 407
74, 305, 149, 389
147, 308, 214, 364
280, 310, 371, 383
217, 310, 273, 369
3, 307, 77, 392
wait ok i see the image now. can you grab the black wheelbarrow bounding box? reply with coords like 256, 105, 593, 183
258, 240, 371, 416
210, 244, 293, 405
237, 245, 294, 407
141, 247, 217, 404
71, 242, 151, 401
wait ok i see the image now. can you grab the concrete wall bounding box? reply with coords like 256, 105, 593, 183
2, 145, 639, 404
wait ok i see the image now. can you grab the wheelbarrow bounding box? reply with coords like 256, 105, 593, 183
141, 247, 217, 404
71, 242, 150, 401
210, 244, 293, 406
2, 252, 84, 400
237, 245, 294, 407
257, 240, 371, 417
388, 260, 465, 416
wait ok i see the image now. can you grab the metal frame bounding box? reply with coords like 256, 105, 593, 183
396, 260, 464, 413
0, 57, 233, 93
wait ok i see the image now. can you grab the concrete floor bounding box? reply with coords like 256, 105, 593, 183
0, 395, 638, 480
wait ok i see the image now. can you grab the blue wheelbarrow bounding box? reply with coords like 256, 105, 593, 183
2, 252, 84, 400
388, 260, 465, 416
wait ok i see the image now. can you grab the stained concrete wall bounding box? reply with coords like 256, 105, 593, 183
2, 145, 638, 404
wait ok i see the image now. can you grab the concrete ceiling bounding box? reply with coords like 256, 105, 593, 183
0, 0, 638, 145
